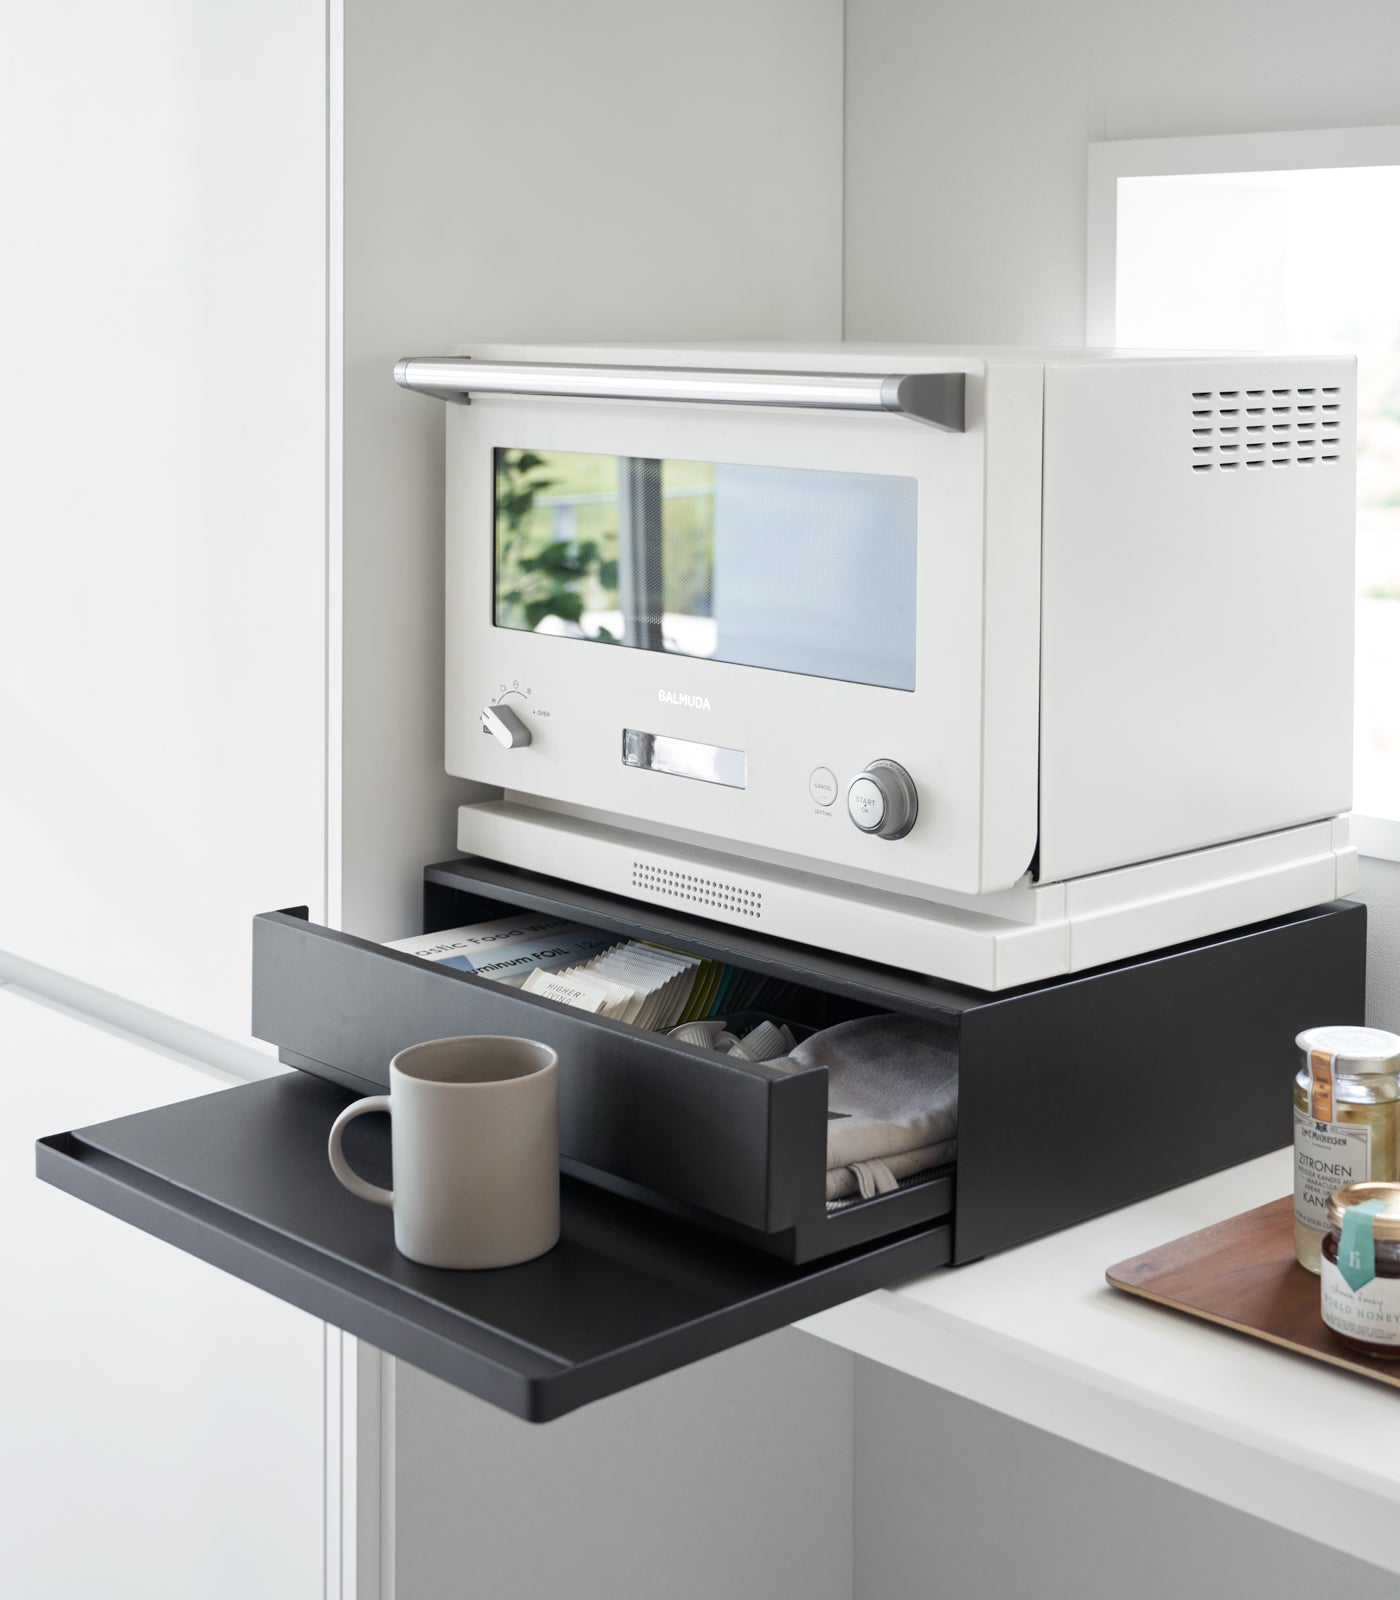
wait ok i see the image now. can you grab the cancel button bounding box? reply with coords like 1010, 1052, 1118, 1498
809, 767, 839, 807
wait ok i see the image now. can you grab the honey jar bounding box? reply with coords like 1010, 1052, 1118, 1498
1293, 1026, 1400, 1273
1320, 1182, 1400, 1359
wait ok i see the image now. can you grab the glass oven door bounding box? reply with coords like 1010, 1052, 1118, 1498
492, 447, 919, 693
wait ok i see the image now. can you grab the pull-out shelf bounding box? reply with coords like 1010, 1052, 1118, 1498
36, 1073, 951, 1422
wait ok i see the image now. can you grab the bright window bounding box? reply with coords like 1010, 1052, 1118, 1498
1089, 132, 1400, 841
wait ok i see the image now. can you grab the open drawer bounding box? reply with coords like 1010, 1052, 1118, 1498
253, 858, 965, 1265
253, 859, 1364, 1266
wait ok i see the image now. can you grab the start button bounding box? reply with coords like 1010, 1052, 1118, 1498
846, 776, 887, 831
809, 767, 838, 807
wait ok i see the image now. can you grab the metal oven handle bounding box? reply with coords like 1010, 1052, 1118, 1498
393, 357, 965, 432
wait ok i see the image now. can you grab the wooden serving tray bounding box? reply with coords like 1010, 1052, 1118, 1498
1106, 1194, 1400, 1390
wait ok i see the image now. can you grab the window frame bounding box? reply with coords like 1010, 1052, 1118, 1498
1087, 124, 1400, 857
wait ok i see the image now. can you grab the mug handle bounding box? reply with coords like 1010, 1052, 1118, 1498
327, 1097, 394, 1206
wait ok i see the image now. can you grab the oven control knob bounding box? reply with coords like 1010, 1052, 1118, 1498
481, 702, 532, 748
847, 760, 918, 840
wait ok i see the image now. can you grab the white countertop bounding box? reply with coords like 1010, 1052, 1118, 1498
800, 1151, 1400, 1574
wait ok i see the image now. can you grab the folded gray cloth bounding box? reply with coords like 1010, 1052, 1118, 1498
772, 1014, 959, 1202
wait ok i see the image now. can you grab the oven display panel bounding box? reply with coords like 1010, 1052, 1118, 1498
492, 448, 917, 691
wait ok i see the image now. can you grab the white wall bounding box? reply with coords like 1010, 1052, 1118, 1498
0, 1, 328, 1046
844, 0, 1400, 345
336, 0, 845, 939
2, 991, 324, 1600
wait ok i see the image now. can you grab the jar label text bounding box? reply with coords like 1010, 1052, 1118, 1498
1294, 1111, 1371, 1235
1321, 1255, 1400, 1347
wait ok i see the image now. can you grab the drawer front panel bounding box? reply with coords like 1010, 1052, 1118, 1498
252, 910, 828, 1235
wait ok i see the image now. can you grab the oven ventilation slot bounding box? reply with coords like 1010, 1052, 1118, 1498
1187, 385, 1342, 470
631, 861, 764, 919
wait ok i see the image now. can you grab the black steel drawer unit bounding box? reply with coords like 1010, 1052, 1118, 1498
36, 865, 1365, 1422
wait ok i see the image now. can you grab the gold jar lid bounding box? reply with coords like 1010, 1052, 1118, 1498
1326, 1182, 1400, 1239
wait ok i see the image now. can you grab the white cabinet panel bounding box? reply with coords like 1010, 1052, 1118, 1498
0, 2, 326, 1043
1, 991, 324, 1600
852, 1362, 1396, 1600
395, 1332, 854, 1600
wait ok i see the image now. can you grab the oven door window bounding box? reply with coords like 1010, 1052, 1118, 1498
493, 448, 917, 691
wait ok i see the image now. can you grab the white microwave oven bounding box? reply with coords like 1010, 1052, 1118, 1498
397, 343, 1358, 989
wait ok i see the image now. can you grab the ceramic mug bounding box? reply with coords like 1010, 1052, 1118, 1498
327, 1035, 560, 1269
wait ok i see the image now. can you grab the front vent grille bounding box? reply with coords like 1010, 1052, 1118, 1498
631, 861, 763, 919
1188, 385, 1342, 472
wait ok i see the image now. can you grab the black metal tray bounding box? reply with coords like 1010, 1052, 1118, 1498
36, 1072, 952, 1422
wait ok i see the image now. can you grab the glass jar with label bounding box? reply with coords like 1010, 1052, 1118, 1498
1320, 1182, 1400, 1358
1294, 1026, 1400, 1273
